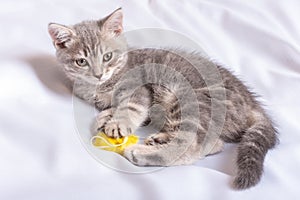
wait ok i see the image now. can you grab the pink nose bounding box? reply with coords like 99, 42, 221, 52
94, 74, 102, 79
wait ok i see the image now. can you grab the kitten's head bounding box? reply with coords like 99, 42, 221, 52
48, 8, 127, 84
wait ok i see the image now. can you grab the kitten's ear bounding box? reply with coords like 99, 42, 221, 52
48, 23, 76, 49
100, 8, 123, 38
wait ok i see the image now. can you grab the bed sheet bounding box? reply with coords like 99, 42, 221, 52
0, 0, 300, 199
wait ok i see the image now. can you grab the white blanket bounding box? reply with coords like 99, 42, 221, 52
1, 0, 299, 199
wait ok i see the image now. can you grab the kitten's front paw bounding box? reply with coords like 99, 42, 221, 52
124, 144, 165, 166
104, 119, 132, 138
144, 133, 173, 145
123, 144, 150, 166
92, 109, 113, 133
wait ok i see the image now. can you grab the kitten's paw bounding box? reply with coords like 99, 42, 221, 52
92, 109, 113, 133
207, 139, 224, 155
104, 119, 132, 138
144, 133, 173, 145
123, 144, 152, 166
123, 145, 140, 165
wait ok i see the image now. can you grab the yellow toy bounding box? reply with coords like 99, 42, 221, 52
91, 132, 139, 155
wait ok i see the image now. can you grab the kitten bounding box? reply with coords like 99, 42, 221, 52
48, 8, 278, 190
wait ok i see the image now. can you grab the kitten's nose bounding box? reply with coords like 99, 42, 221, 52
94, 74, 102, 80
93, 68, 103, 80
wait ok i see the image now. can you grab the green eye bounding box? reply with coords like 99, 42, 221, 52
103, 52, 113, 62
75, 58, 88, 67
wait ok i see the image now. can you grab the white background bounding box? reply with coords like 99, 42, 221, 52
0, 0, 300, 199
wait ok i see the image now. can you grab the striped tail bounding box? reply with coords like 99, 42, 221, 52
233, 120, 278, 189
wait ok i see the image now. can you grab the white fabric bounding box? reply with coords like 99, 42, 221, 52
1, 0, 300, 199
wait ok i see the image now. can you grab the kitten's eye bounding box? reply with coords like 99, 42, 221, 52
75, 58, 88, 67
103, 52, 113, 62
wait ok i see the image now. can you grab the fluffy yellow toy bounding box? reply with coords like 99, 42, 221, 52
91, 132, 139, 155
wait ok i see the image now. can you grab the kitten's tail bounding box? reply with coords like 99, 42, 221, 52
233, 117, 278, 190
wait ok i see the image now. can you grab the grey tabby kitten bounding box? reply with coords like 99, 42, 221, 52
48, 8, 278, 190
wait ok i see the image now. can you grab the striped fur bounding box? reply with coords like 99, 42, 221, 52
48, 8, 278, 190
